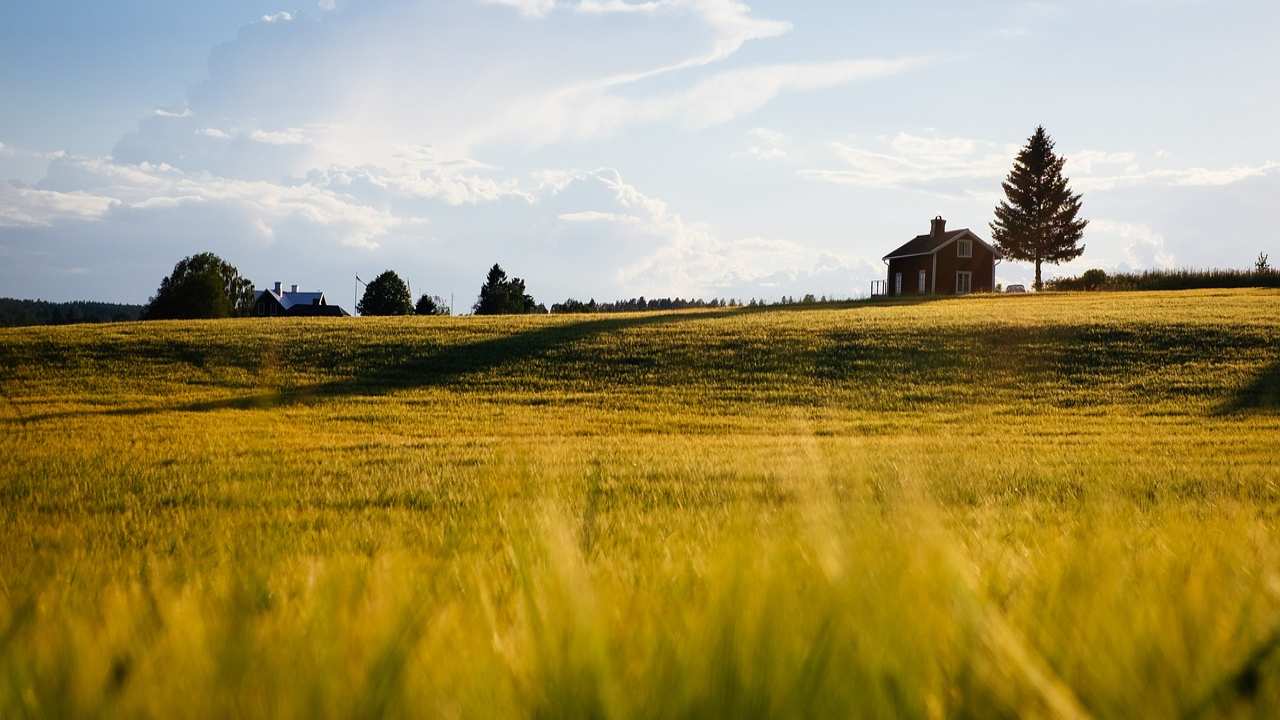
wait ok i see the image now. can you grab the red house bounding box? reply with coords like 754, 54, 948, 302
882, 217, 1000, 296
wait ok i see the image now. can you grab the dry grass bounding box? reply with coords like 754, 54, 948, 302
1, 289, 1279, 717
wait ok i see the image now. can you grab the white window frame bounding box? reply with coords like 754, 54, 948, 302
894, 272, 903, 296
918, 269, 927, 295
957, 238, 973, 258
956, 271, 972, 295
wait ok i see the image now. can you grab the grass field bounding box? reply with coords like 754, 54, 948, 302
2, 289, 1279, 718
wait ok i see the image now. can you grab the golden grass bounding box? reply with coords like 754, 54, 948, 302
1, 289, 1279, 717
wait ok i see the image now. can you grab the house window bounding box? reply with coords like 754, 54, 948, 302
918, 269, 927, 294
956, 271, 972, 295
958, 238, 972, 258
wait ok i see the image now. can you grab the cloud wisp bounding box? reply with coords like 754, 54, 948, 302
802, 132, 1280, 197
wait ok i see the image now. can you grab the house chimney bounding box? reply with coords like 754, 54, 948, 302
290, 284, 299, 293
273, 281, 282, 294
931, 216, 947, 237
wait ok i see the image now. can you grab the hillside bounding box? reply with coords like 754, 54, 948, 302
2, 289, 1279, 717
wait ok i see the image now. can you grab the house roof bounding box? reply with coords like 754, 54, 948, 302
883, 229, 974, 260
257, 288, 326, 310
286, 303, 349, 317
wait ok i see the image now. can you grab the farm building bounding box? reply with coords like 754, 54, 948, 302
881, 217, 999, 296
251, 282, 349, 317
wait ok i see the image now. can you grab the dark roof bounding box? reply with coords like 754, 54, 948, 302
883, 229, 973, 260
286, 304, 349, 317
255, 288, 328, 310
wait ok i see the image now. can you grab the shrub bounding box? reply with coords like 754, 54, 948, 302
415, 294, 451, 316
1048, 267, 1280, 292
1081, 268, 1108, 291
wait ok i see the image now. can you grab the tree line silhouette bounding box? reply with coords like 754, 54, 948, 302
0, 298, 144, 327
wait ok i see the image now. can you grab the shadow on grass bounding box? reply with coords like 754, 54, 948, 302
9, 310, 734, 423
8, 299, 1275, 424
1218, 359, 1280, 414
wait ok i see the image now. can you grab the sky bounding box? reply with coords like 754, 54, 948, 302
2, 0, 1278, 308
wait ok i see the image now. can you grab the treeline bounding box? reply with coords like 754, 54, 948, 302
550, 294, 855, 314
551, 297, 739, 314
0, 298, 144, 327
1049, 258, 1279, 292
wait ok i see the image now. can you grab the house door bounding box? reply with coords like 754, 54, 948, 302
918, 270, 927, 294
894, 272, 902, 296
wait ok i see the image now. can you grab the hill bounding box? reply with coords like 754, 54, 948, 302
0, 296, 144, 327
1, 289, 1279, 716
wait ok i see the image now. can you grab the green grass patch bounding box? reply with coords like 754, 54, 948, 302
1, 289, 1279, 717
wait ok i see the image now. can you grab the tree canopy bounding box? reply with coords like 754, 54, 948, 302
415, 294, 450, 316
358, 271, 414, 316
142, 252, 255, 320
991, 126, 1088, 290
473, 264, 543, 315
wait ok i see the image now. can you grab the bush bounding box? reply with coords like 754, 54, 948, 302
1081, 269, 1108, 291
415, 294, 451, 316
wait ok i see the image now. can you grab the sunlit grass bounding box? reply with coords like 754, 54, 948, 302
1, 289, 1279, 717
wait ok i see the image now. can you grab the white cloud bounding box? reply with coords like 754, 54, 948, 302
3, 154, 407, 249
197, 128, 232, 140
249, 128, 312, 146
739, 127, 789, 160
803, 132, 1280, 196
477, 57, 927, 147
800, 132, 1014, 193
1074, 162, 1280, 192
153, 107, 194, 119
260, 11, 295, 23
1049, 219, 1175, 276
558, 210, 643, 224
481, 0, 558, 17
576, 1, 667, 14
0, 182, 117, 227
1069, 150, 1137, 174
458, 0, 903, 149
545, 168, 878, 298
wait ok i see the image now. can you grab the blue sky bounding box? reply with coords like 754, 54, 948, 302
2, 0, 1278, 306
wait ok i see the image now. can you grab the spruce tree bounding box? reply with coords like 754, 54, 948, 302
991, 126, 1088, 290
473, 263, 541, 315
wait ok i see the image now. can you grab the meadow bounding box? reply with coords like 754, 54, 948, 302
1, 289, 1279, 718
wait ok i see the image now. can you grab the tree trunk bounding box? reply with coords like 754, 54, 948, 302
1034, 256, 1043, 292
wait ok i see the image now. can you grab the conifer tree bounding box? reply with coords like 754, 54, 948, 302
473, 263, 540, 315
991, 126, 1088, 290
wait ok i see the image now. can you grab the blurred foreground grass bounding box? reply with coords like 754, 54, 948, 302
2, 289, 1279, 717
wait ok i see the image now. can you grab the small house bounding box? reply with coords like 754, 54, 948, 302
881, 217, 999, 296
251, 282, 349, 317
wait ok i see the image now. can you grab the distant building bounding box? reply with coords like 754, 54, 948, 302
881, 217, 1000, 296
251, 282, 349, 317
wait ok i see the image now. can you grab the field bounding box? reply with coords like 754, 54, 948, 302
2, 289, 1279, 718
